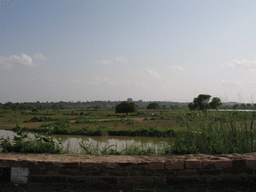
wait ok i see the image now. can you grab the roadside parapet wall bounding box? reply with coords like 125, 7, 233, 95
1, 153, 256, 189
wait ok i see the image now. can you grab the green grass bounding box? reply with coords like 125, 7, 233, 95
171, 111, 256, 154
2, 109, 256, 155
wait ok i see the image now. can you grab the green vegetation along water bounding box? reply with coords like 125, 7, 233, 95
0, 130, 172, 154
1, 109, 256, 155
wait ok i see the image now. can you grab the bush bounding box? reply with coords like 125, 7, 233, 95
1, 124, 63, 154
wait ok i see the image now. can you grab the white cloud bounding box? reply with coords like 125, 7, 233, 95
95, 60, 111, 65
227, 59, 256, 70
102, 77, 118, 85
146, 68, 160, 78
221, 80, 240, 87
87, 76, 118, 85
0, 53, 47, 69
125, 80, 147, 87
172, 65, 186, 71
116, 57, 128, 63
72, 79, 83, 85
33, 54, 48, 61
0, 56, 14, 69
9, 54, 33, 66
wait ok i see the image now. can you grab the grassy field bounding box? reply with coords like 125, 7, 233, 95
0, 108, 256, 155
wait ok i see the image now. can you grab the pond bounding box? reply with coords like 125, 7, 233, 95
208, 109, 256, 112
0, 130, 173, 154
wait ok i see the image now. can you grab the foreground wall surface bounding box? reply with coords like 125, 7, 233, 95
1, 152, 256, 189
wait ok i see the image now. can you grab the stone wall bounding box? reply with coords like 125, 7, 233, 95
1, 152, 256, 189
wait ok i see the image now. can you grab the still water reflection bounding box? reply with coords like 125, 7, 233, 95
0, 130, 173, 154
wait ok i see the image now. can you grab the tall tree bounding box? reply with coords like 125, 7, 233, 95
147, 102, 160, 110
209, 97, 222, 110
115, 102, 137, 116
188, 94, 222, 113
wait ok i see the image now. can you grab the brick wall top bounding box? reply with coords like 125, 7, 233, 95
1, 152, 256, 170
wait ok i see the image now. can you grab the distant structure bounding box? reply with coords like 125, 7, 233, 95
138, 99, 143, 102
127, 98, 133, 102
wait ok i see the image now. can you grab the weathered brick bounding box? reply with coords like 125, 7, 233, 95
197, 169, 222, 175
30, 176, 66, 183
185, 159, 202, 169
196, 154, 212, 158
47, 171, 60, 176
119, 178, 153, 186
62, 162, 80, 167
0, 166, 11, 183
176, 169, 197, 176
213, 158, 232, 169
232, 159, 246, 168
107, 170, 128, 176
21, 160, 37, 167
102, 162, 118, 169
166, 177, 180, 185
222, 167, 253, 175
91, 178, 118, 185
118, 162, 133, 169
86, 170, 107, 176
166, 159, 184, 169
154, 177, 167, 187
202, 160, 214, 169
67, 177, 90, 184
174, 155, 186, 159
145, 162, 165, 170
202, 176, 214, 183
80, 162, 101, 169
128, 169, 137, 176
32, 161, 46, 169
29, 167, 46, 175
80, 163, 99, 171
140, 169, 154, 176
2, 160, 19, 167
58, 168, 82, 175
128, 169, 154, 176
155, 169, 176, 176
245, 159, 256, 168
133, 163, 150, 170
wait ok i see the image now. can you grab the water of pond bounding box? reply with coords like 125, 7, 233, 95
208, 109, 256, 112
0, 130, 173, 154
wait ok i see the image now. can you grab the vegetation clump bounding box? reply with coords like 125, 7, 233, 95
147, 102, 160, 110
0, 124, 63, 154
188, 94, 222, 113
115, 101, 137, 116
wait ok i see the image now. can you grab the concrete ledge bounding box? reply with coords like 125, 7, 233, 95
1, 152, 256, 189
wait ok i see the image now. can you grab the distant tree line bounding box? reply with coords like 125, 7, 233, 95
0, 100, 189, 111
0, 99, 254, 111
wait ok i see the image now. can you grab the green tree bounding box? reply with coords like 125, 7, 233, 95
147, 102, 160, 110
209, 97, 222, 110
240, 104, 246, 109
188, 94, 222, 113
233, 104, 239, 110
32, 106, 38, 112
115, 102, 137, 116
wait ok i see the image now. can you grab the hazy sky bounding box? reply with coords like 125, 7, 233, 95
1, 0, 256, 103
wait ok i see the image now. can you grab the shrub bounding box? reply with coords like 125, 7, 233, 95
1, 124, 63, 154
